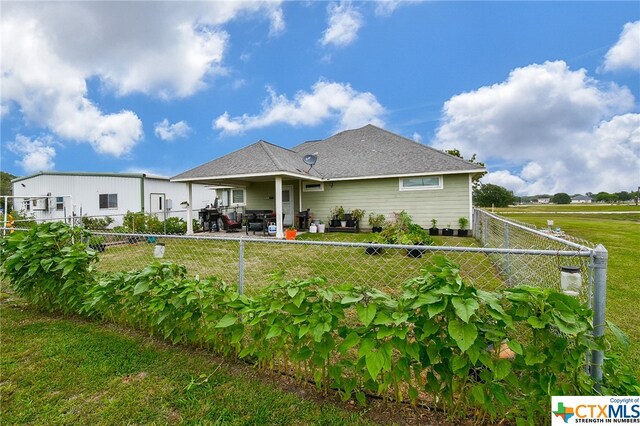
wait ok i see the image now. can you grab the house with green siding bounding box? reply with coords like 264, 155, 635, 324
171, 125, 485, 238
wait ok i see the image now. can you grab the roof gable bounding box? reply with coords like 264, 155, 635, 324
172, 140, 322, 181
172, 125, 485, 181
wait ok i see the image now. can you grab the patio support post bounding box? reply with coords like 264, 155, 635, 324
275, 176, 284, 238
186, 183, 193, 235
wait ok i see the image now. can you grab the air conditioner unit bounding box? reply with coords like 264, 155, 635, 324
32, 197, 48, 211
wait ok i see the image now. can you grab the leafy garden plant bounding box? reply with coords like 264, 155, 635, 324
2, 222, 638, 423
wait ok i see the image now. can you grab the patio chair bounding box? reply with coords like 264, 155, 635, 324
221, 214, 241, 232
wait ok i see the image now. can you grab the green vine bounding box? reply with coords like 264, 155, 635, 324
2, 222, 638, 423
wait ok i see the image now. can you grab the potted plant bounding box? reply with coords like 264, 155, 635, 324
401, 225, 431, 258
442, 223, 454, 236
285, 225, 297, 240
336, 206, 346, 227
368, 212, 385, 233
329, 206, 342, 227
429, 218, 439, 236
88, 235, 106, 252
375, 211, 433, 258
365, 233, 385, 255
457, 217, 469, 237
350, 208, 365, 229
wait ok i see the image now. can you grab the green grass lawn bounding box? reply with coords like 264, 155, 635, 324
496, 203, 640, 213
497, 205, 640, 376
95, 232, 505, 296
0, 296, 392, 425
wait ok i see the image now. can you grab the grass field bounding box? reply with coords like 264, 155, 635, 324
0, 295, 448, 425
496, 203, 640, 213
497, 204, 640, 376
95, 233, 505, 295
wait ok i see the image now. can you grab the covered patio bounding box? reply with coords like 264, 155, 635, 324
171, 140, 323, 239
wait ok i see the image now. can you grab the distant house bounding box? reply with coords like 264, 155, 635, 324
571, 194, 594, 204
172, 125, 486, 237
11, 172, 215, 226
537, 198, 551, 204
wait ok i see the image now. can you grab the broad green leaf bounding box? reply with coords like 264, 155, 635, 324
338, 332, 360, 354
471, 384, 485, 404
133, 281, 150, 295
358, 338, 376, 359
451, 296, 480, 323
392, 312, 408, 325
507, 340, 523, 355
292, 291, 305, 308
451, 355, 467, 372
365, 351, 385, 379
607, 320, 629, 349
493, 359, 511, 380
422, 319, 440, 337
410, 293, 441, 309
405, 342, 421, 361
298, 324, 310, 339
448, 319, 478, 352
214, 313, 238, 328
341, 294, 364, 304
527, 315, 548, 329
427, 298, 448, 318
287, 287, 299, 298
265, 325, 282, 339
552, 315, 587, 335
376, 327, 395, 339
356, 303, 377, 327
524, 346, 547, 365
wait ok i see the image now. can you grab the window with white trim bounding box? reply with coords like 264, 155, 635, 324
231, 189, 245, 205
399, 176, 442, 191
302, 182, 324, 192
99, 193, 118, 209
56, 197, 64, 210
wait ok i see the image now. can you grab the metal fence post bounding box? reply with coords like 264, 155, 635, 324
2, 196, 7, 238
590, 244, 608, 390
238, 239, 245, 295
504, 222, 511, 286
482, 212, 488, 246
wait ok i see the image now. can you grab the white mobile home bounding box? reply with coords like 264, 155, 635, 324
11, 172, 216, 226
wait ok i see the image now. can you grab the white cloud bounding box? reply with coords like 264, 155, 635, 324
412, 132, 423, 143
603, 21, 640, 72
1, 16, 143, 157
482, 170, 526, 194
321, 2, 363, 48
432, 61, 638, 194
374, 0, 425, 17
8, 135, 56, 173
214, 80, 386, 134
0, 2, 284, 156
154, 119, 192, 141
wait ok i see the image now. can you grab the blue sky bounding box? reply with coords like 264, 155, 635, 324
1, 1, 638, 195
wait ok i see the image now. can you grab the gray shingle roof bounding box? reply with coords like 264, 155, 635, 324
172, 125, 485, 181
293, 125, 484, 179
172, 140, 322, 181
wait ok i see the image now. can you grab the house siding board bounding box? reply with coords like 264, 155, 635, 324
301, 175, 470, 229
245, 180, 300, 212
13, 174, 142, 222
12, 173, 215, 226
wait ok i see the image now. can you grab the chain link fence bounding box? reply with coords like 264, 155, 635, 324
2, 206, 608, 384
